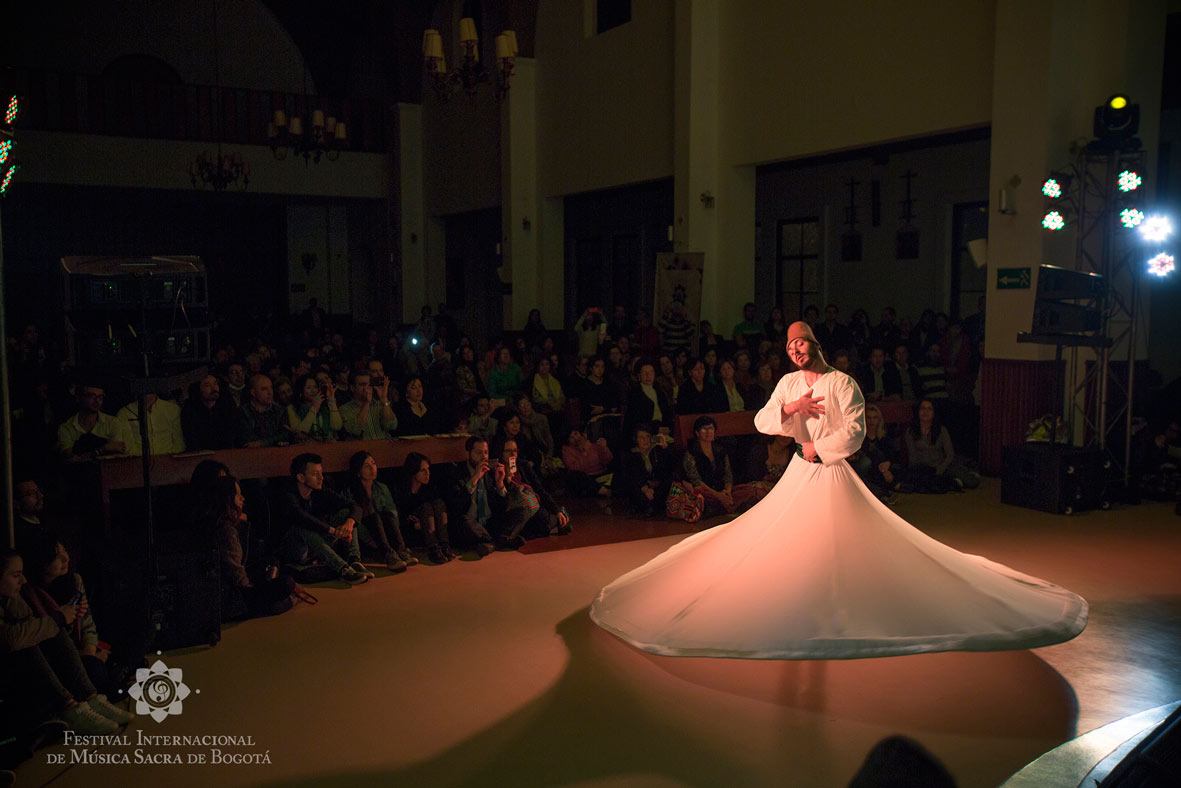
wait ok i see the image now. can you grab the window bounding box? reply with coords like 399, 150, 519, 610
777, 218, 821, 319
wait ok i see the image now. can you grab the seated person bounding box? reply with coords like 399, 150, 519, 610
857, 347, 903, 402
615, 422, 674, 516
900, 400, 979, 493
344, 450, 415, 571
55, 381, 128, 460
0, 548, 134, 736
580, 357, 621, 426
287, 374, 341, 443
278, 453, 370, 585
465, 396, 498, 439
22, 540, 120, 697
717, 359, 753, 412
530, 357, 566, 419
445, 436, 504, 557
676, 360, 726, 416
682, 415, 759, 515
851, 403, 900, 505
486, 346, 524, 403
495, 411, 544, 471
116, 392, 186, 456
513, 393, 556, 467
395, 452, 454, 564
495, 438, 571, 544
624, 362, 675, 441
196, 476, 298, 619
236, 374, 292, 448
338, 370, 398, 440
12, 478, 59, 566
395, 377, 442, 436
561, 428, 613, 497
182, 374, 238, 450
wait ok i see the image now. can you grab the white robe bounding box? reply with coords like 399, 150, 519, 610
589, 368, 1088, 659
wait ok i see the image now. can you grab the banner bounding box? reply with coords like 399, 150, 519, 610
654, 252, 704, 325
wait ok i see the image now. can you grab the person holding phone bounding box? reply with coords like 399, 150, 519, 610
288, 373, 341, 442
494, 438, 570, 547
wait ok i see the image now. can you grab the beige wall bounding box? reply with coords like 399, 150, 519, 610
535, 0, 676, 196
718, 0, 995, 166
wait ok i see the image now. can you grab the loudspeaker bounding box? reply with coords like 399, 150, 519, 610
1001, 444, 1111, 515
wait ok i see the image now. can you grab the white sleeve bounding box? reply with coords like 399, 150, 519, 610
813, 375, 865, 465
754, 376, 794, 437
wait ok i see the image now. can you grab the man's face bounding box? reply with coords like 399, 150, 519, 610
249, 376, 274, 406
635, 430, 652, 452
804, 308, 819, 324
591, 360, 605, 378
15, 481, 44, 515
351, 375, 372, 402
787, 338, 816, 369
517, 398, 534, 417
78, 386, 104, 414
475, 398, 490, 416
199, 375, 220, 404
744, 304, 756, 321
894, 345, 909, 367
870, 348, 885, 369
825, 306, 838, 323
298, 462, 324, 491
468, 441, 488, 466
639, 365, 656, 386
367, 361, 384, 378
228, 364, 246, 387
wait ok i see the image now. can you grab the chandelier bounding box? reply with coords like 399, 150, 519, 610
190, 149, 248, 191
189, 0, 248, 191
422, 19, 517, 100
267, 107, 346, 165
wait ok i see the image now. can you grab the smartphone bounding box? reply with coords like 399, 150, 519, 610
598, 323, 607, 339
70, 590, 83, 605
509, 457, 517, 475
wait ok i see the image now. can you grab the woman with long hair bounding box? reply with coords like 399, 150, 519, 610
288, 373, 341, 442
395, 377, 441, 436
396, 452, 454, 564
345, 451, 415, 572
901, 400, 980, 493
852, 403, 900, 504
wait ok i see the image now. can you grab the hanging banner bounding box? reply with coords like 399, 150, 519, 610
654, 252, 704, 326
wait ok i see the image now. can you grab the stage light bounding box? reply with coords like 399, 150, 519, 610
1109, 95, 1128, 110
0, 140, 10, 166
1117, 170, 1142, 192
1042, 211, 1066, 231
1091, 94, 1140, 150
0, 164, 18, 195
4, 96, 17, 126
1140, 215, 1173, 242
1042, 179, 1062, 198
1147, 252, 1175, 277
1120, 208, 1145, 229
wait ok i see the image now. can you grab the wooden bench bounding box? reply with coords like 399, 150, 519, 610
97, 435, 470, 535
671, 399, 914, 450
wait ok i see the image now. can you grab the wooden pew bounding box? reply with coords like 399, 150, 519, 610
97, 436, 470, 535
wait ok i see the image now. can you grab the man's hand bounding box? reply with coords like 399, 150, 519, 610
595, 438, 609, 449
472, 459, 490, 482
790, 389, 825, 419
642, 484, 655, 501
493, 460, 506, 486
75, 597, 90, 619
104, 440, 127, 454
374, 378, 390, 403
59, 604, 78, 625
557, 510, 570, 527
802, 441, 819, 462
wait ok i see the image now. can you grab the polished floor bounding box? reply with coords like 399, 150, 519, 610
16, 478, 1181, 788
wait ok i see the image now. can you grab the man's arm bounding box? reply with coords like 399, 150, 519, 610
811, 376, 866, 465
753, 376, 796, 437
283, 490, 334, 535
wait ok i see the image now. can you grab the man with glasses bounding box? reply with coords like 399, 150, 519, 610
55, 382, 127, 460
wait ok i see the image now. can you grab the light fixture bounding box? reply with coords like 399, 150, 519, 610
1090, 93, 1140, 151
1042, 179, 1063, 198
267, 103, 346, 165
422, 19, 517, 100
190, 151, 248, 191
190, 2, 247, 191
1120, 208, 1145, 229
1147, 252, 1175, 277
1140, 215, 1173, 243
1042, 211, 1066, 231
0, 94, 19, 197
0, 163, 18, 195
5, 95, 18, 125
1117, 170, 1142, 192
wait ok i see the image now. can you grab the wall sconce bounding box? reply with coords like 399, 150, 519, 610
699, 191, 715, 208
998, 175, 1021, 215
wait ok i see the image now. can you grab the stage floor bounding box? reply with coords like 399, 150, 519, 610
16, 479, 1181, 788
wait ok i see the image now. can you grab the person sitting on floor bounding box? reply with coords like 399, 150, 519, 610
196, 476, 300, 619
344, 451, 415, 572
494, 438, 571, 544
278, 453, 370, 585
561, 428, 613, 497
682, 415, 759, 516
396, 452, 455, 564
444, 437, 504, 557
615, 422, 674, 516
0, 548, 135, 736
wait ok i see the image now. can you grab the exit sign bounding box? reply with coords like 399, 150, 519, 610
997, 267, 1031, 289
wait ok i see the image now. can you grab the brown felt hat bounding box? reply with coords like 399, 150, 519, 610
787, 321, 817, 344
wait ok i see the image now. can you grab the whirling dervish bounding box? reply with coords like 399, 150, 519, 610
590, 322, 1088, 660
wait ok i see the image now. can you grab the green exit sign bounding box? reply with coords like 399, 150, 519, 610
997, 267, 1031, 289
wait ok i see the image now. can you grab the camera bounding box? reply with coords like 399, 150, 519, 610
371, 375, 384, 386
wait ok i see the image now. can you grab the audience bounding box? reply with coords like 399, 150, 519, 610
278, 453, 370, 585
237, 374, 290, 448
338, 370, 398, 440
616, 423, 674, 516
288, 374, 341, 443
116, 392, 186, 456
344, 451, 414, 571
56, 381, 128, 460
396, 452, 454, 564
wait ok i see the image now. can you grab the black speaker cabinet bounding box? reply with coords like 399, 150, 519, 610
1001, 444, 1111, 515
